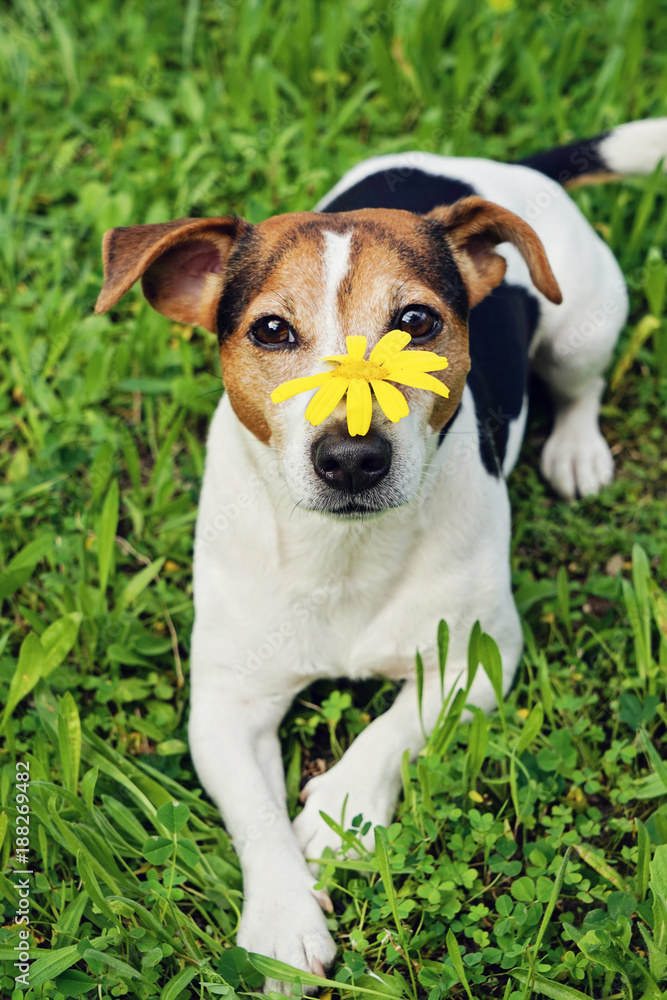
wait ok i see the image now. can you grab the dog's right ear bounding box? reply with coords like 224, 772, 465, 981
94, 216, 252, 332
426, 197, 562, 308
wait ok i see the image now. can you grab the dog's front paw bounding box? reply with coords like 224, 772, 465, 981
238, 875, 336, 995
541, 422, 614, 499
293, 768, 395, 868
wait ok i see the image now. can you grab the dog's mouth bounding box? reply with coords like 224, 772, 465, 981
308, 488, 409, 520
329, 499, 384, 519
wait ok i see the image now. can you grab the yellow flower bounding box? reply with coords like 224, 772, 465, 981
271, 330, 449, 437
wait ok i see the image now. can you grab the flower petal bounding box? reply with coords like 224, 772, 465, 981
346, 379, 373, 436
371, 380, 409, 422
385, 351, 449, 373
271, 372, 332, 404
369, 329, 412, 364
304, 378, 349, 426
345, 336, 367, 361
392, 370, 450, 397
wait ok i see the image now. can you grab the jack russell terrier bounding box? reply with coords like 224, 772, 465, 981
96, 118, 666, 991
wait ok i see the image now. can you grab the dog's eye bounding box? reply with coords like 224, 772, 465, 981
397, 305, 439, 342
249, 316, 296, 348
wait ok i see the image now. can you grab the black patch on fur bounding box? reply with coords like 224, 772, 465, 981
416, 218, 469, 321
216, 225, 268, 342
463, 283, 540, 474
517, 133, 610, 186
321, 168, 475, 215
437, 402, 461, 447
324, 171, 473, 322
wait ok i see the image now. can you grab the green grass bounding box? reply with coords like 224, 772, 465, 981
1, 0, 667, 998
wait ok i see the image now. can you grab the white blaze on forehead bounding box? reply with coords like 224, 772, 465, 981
321, 229, 353, 351
281, 229, 353, 439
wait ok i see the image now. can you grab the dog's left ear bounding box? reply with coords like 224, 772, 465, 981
427, 197, 562, 308
94, 216, 252, 332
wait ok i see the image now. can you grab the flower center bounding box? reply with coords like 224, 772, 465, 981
330, 359, 387, 381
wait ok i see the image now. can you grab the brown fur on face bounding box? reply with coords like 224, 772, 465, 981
94, 200, 560, 445
215, 208, 473, 444
219, 229, 328, 444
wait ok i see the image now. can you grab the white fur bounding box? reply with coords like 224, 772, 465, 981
599, 117, 667, 176
279, 231, 352, 508
322, 229, 352, 330
188, 146, 632, 990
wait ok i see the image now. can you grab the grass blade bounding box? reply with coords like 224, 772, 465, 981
375, 827, 417, 999
28, 945, 80, 988
531, 848, 571, 957
446, 929, 473, 1000
479, 631, 507, 737
466, 707, 489, 785
41, 613, 82, 677
248, 952, 397, 995
160, 965, 198, 1000
556, 566, 572, 641
76, 849, 115, 921
516, 703, 544, 756
511, 969, 592, 1000
415, 650, 425, 740
571, 843, 627, 891
58, 691, 81, 794
636, 818, 650, 902
1, 632, 44, 731
98, 477, 119, 595
117, 557, 165, 611
437, 619, 449, 698
650, 844, 667, 954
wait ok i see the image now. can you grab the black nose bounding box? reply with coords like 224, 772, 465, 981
312, 429, 392, 494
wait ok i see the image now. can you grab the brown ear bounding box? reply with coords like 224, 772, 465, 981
94, 216, 251, 332
427, 197, 562, 309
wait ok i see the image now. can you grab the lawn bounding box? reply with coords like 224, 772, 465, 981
1, 0, 666, 998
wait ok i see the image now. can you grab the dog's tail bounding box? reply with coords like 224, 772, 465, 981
517, 118, 667, 188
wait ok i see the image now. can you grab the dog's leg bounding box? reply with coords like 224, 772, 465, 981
531, 255, 628, 499
189, 681, 337, 991
537, 374, 616, 499
293, 652, 507, 866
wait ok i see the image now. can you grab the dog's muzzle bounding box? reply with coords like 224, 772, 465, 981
311, 428, 392, 494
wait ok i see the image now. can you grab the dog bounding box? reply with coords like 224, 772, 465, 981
95, 117, 666, 991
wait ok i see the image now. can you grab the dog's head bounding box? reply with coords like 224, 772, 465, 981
96, 198, 561, 517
